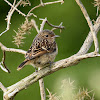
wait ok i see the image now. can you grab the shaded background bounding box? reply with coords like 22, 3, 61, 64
0, 0, 100, 99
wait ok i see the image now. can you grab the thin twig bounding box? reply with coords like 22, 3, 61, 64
27, 0, 64, 17
77, 16, 100, 55
0, 29, 8, 37
4, 0, 26, 17
9, 0, 16, 14
0, 62, 8, 73
38, 68, 46, 100
40, 0, 44, 6
0, 82, 7, 92
46, 21, 65, 29
40, 18, 47, 32
0, 0, 24, 37
31, 19, 39, 33
75, 0, 99, 53
2, 51, 11, 73
0, 42, 26, 54
39, 18, 65, 32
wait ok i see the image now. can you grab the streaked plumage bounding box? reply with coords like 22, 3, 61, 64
17, 29, 58, 71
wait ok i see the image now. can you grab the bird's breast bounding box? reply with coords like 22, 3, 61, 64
32, 47, 58, 68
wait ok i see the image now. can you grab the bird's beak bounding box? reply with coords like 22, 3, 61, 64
54, 35, 60, 38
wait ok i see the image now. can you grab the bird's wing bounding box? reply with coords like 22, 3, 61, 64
25, 48, 48, 60
25, 38, 56, 60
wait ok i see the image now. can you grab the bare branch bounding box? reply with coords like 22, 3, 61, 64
2, 51, 11, 73
40, 0, 44, 6
46, 21, 65, 29
0, 42, 26, 54
4, 0, 26, 17
47, 88, 60, 100
77, 16, 100, 55
40, 18, 47, 32
31, 19, 39, 33
2, 52, 100, 100
38, 68, 46, 100
0, 0, 25, 37
5, 0, 23, 29
27, 0, 64, 17
0, 29, 8, 37
0, 62, 9, 73
39, 18, 64, 32
75, 0, 99, 53
39, 79, 46, 100
0, 82, 7, 92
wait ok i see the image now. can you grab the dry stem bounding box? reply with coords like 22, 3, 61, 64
27, 0, 64, 17
0, 0, 23, 37
2, 51, 10, 73
0, 82, 7, 92
0, 42, 26, 54
39, 18, 64, 32
1, 52, 100, 100
75, 0, 99, 53
4, 0, 26, 17
38, 68, 46, 100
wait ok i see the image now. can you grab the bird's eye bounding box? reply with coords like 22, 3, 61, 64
45, 35, 48, 37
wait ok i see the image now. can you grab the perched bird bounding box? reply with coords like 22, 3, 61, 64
17, 29, 59, 71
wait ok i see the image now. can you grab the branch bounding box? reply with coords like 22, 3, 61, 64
0, 82, 7, 92
2, 51, 11, 73
75, 0, 99, 53
38, 68, 46, 100
27, 0, 64, 17
39, 79, 46, 100
39, 18, 65, 32
40, 18, 47, 32
77, 16, 100, 55
0, 62, 9, 73
4, 0, 26, 17
46, 21, 65, 29
2, 52, 100, 100
0, 0, 25, 37
0, 42, 26, 54
0, 42, 26, 72
31, 19, 39, 33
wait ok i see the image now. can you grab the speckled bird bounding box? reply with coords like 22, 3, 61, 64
17, 29, 59, 71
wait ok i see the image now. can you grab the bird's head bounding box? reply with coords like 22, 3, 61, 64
38, 29, 59, 42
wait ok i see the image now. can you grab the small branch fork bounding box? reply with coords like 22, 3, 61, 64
0, 0, 25, 37
0, 0, 64, 37
39, 17, 65, 32
75, 0, 99, 53
0, 0, 100, 100
27, 0, 64, 17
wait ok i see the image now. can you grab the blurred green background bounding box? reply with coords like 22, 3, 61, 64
0, 0, 100, 100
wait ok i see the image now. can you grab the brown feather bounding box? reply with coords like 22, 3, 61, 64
17, 30, 58, 70
17, 60, 28, 71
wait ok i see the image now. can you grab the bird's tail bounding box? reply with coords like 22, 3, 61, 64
17, 60, 28, 71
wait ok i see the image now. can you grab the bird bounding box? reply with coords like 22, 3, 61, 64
17, 29, 59, 71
